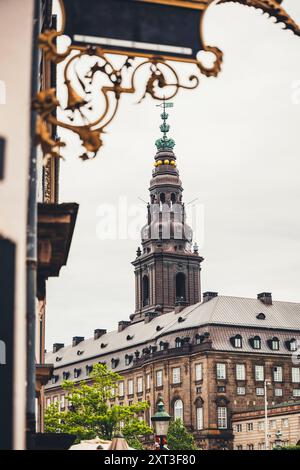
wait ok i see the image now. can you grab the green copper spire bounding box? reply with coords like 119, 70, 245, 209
155, 99, 175, 150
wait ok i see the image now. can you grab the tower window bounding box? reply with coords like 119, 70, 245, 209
171, 193, 176, 203
160, 193, 165, 204
142, 275, 149, 307
176, 272, 186, 301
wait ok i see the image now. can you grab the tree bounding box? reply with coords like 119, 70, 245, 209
167, 419, 196, 450
44, 363, 152, 447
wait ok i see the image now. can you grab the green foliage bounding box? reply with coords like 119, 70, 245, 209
167, 419, 196, 450
274, 445, 300, 451
123, 420, 153, 450
44, 363, 151, 446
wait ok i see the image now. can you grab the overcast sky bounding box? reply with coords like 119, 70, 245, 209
46, 1, 300, 350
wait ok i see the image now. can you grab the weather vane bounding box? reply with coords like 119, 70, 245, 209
155, 99, 175, 151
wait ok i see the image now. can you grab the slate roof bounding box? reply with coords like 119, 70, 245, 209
45, 296, 300, 390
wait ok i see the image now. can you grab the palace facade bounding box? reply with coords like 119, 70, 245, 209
45, 109, 300, 449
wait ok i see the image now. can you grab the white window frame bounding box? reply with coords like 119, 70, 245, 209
174, 399, 184, 421
172, 367, 181, 384
255, 365, 264, 382
128, 379, 134, 395
146, 373, 151, 390
217, 406, 227, 429
237, 386, 246, 395
156, 370, 163, 387
137, 376, 143, 393
273, 366, 283, 382
195, 363, 202, 381
293, 389, 300, 397
253, 337, 261, 349
275, 388, 283, 397
234, 336, 242, 348
196, 406, 203, 430
292, 367, 300, 383
256, 387, 264, 396
216, 363, 226, 380
118, 381, 124, 397
236, 364, 246, 381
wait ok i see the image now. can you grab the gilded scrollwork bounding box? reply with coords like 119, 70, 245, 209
34, 0, 300, 162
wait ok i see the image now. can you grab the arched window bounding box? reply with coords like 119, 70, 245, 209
289, 339, 297, 352
175, 337, 181, 348
196, 406, 204, 430
174, 399, 184, 421
142, 275, 149, 306
269, 337, 279, 351
253, 336, 261, 349
171, 193, 176, 204
233, 335, 242, 348
176, 272, 186, 301
160, 193, 165, 204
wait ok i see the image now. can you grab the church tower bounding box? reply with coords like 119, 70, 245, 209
131, 102, 203, 322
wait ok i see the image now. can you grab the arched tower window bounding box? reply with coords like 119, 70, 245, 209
142, 275, 149, 307
160, 193, 165, 204
173, 399, 184, 421
176, 272, 186, 301
171, 193, 176, 204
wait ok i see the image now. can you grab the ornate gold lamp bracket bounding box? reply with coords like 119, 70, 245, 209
33, 0, 300, 162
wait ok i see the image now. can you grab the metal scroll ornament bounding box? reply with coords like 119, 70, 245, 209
33, 0, 300, 162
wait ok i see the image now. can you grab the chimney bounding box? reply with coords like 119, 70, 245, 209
257, 292, 272, 305
118, 321, 131, 332
94, 329, 107, 340
203, 292, 218, 303
53, 343, 64, 353
72, 336, 84, 347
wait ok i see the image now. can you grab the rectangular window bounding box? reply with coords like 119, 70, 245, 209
156, 370, 163, 387
216, 363, 226, 380
270, 420, 276, 430
258, 421, 265, 431
273, 366, 283, 382
282, 418, 289, 428
236, 445, 243, 450
275, 388, 283, 397
256, 387, 264, 396
118, 381, 124, 397
128, 379, 134, 395
46, 398, 51, 407
60, 395, 65, 410
137, 377, 143, 393
292, 367, 300, 383
146, 373, 151, 390
247, 444, 254, 450
217, 406, 227, 429
172, 367, 181, 384
195, 364, 202, 381
53, 396, 58, 404
247, 422, 253, 431
237, 386, 246, 395
255, 365, 264, 382
236, 424, 242, 432
196, 407, 203, 430
236, 364, 246, 381
293, 389, 300, 397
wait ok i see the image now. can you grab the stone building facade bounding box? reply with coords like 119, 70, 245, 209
45, 110, 300, 450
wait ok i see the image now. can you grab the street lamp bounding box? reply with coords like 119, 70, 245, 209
151, 398, 171, 450
264, 380, 272, 450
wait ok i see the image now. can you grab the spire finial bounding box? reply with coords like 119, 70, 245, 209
155, 98, 175, 150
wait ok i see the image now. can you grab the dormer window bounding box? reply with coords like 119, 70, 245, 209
178, 316, 186, 323
74, 368, 81, 378
51, 375, 59, 384
156, 325, 163, 332
55, 356, 62, 362
77, 350, 84, 356
175, 337, 182, 348
101, 343, 108, 349
111, 358, 119, 369
126, 335, 134, 341
62, 371, 70, 380
289, 339, 298, 352
256, 313, 266, 320
125, 354, 133, 366
253, 336, 261, 350
86, 365, 93, 375
268, 337, 279, 351
231, 335, 242, 349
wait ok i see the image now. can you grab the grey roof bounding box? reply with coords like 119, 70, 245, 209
45, 296, 300, 390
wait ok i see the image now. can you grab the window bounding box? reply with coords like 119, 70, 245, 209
125, 355, 133, 366
237, 387, 246, 395
236, 445, 243, 450
282, 418, 289, 428
118, 381, 124, 397
195, 334, 202, 345
156, 370, 163, 387
269, 420, 276, 430
258, 443, 265, 450
236, 364, 246, 381
172, 367, 181, 384
146, 373, 151, 390
236, 424, 243, 433
142, 275, 149, 307
128, 379, 134, 395
217, 406, 227, 429
253, 336, 261, 350
292, 367, 300, 383
195, 364, 202, 381
271, 337, 279, 350
293, 389, 300, 397
137, 377, 143, 393
234, 335, 242, 348
247, 422, 254, 431
60, 395, 65, 410
258, 421, 265, 431
196, 406, 203, 430
53, 396, 58, 404
175, 273, 186, 301
256, 387, 264, 396
159, 341, 165, 351
46, 398, 51, 408
247, 444, 254, 450
273, 366, 283, 382
74, 368, 81, 378
255, 365, 264, 382
174, 399, 184, 421
216, 363, 226, 380
175, 337, 181, 348
290, 339, 297, 351
275, 388, 283, 397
